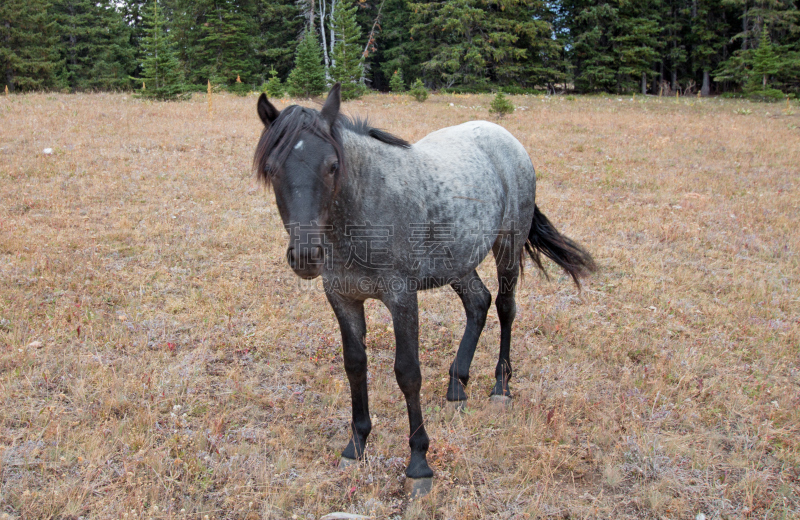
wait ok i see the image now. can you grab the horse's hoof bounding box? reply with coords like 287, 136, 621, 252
338, 456, 359, 470
404, 477, 433, 498
490, 395, 512, 407
446, 400, 467, 412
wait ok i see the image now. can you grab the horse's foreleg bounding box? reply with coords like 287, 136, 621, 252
327, 293, 371, 462
447, 270, 491, 403
386, 291, 433, 482
492, 240, 520, 400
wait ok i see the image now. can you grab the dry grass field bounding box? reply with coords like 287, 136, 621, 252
1, 90, 799, 520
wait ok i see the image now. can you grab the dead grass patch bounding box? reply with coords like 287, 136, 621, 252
1, 91, 799, 518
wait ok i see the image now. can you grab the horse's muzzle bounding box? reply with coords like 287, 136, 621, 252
287, 246, 324, 279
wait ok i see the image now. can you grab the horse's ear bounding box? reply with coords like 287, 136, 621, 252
321, 83, 341, 128
257, 93, 280, 128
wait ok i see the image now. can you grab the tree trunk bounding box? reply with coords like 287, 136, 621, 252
671, 69, 677, 92
701, 69, 710, 96
361, 0, 386, 83
641, 72, 647, 94
329, 0, 336, 68
320, 0, 329, 70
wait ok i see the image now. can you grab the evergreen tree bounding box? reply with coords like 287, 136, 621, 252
389, 69, 405, 91
287, 29, 327, 97
120, 0, 149, 80
0, 0, 60, 92
568, 0, 661, 93
329, 0, 367, 100
133, 0, 188, 100
255, 0, 303, 80
690, 0, 729, 96
748, 26, 779, 91
195, 0, 260, 88
662, 0, 689, 92
409, 0, 491, 89
409, 77, 428, 100
378, 0, 426, 89
489, 91, 514, 116
54, 0, 135, 91
714, 0, 800, 94
263, 66, 285, 97
410, 0, 565, 90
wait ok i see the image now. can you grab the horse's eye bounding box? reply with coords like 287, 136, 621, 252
329, 162, 339, 175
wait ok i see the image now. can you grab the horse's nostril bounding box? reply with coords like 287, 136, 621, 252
287, 247, 297, 266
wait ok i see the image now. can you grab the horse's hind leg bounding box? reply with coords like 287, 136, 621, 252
326, 292, 371, 464
447, 270, 491, 403
491, 237, 520, 399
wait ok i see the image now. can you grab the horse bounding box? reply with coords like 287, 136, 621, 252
252, 83, 596, 497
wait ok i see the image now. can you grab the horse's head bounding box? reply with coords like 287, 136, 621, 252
254, 84, 343, 279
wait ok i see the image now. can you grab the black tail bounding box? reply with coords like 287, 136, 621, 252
524, 205, 597, 289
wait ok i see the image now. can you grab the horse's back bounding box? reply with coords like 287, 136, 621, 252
413, 120, 536, 230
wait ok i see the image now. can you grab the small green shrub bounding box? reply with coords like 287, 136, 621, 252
409, 79, 428, 102
389, 70, 405, 93
489, 91, 514, 116
262, 67, 285, 98
748, 88, 785, 103
228, 80, 251, 97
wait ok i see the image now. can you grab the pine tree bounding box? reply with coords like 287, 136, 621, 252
568, 0, 660, 93
570, 3, 619, 92
54, 0, 135, 91
409, 78, 428, 101
690, 0, 729, 96
489, 91, 514, 116
389, 69, 405, 92
410, 0, 491, 89
255, 0, 302, 80
379, 0, 426, 89
194, 0, 259, 89
747, 26, 779, 92
133, 0, 188, 100
119, 0, 149, 80
0, 0, 61, 92
287, 29, 328, 97
714, 0, 800, 94
263, 66, 284, 97
410, 0, 565, 91
329, 0, 367, 100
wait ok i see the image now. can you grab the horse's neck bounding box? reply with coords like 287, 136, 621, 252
340, 130, 376, 185
329, 130, 399, 235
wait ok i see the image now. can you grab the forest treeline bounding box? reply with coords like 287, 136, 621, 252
2, 0, 799, 98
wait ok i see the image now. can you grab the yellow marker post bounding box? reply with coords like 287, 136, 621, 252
208, 80, 213, 118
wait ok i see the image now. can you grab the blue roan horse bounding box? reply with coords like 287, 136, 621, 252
253, 84, 595, 495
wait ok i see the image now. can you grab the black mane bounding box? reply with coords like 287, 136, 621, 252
253, 105, 410, 185
341, 115, 412, 149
